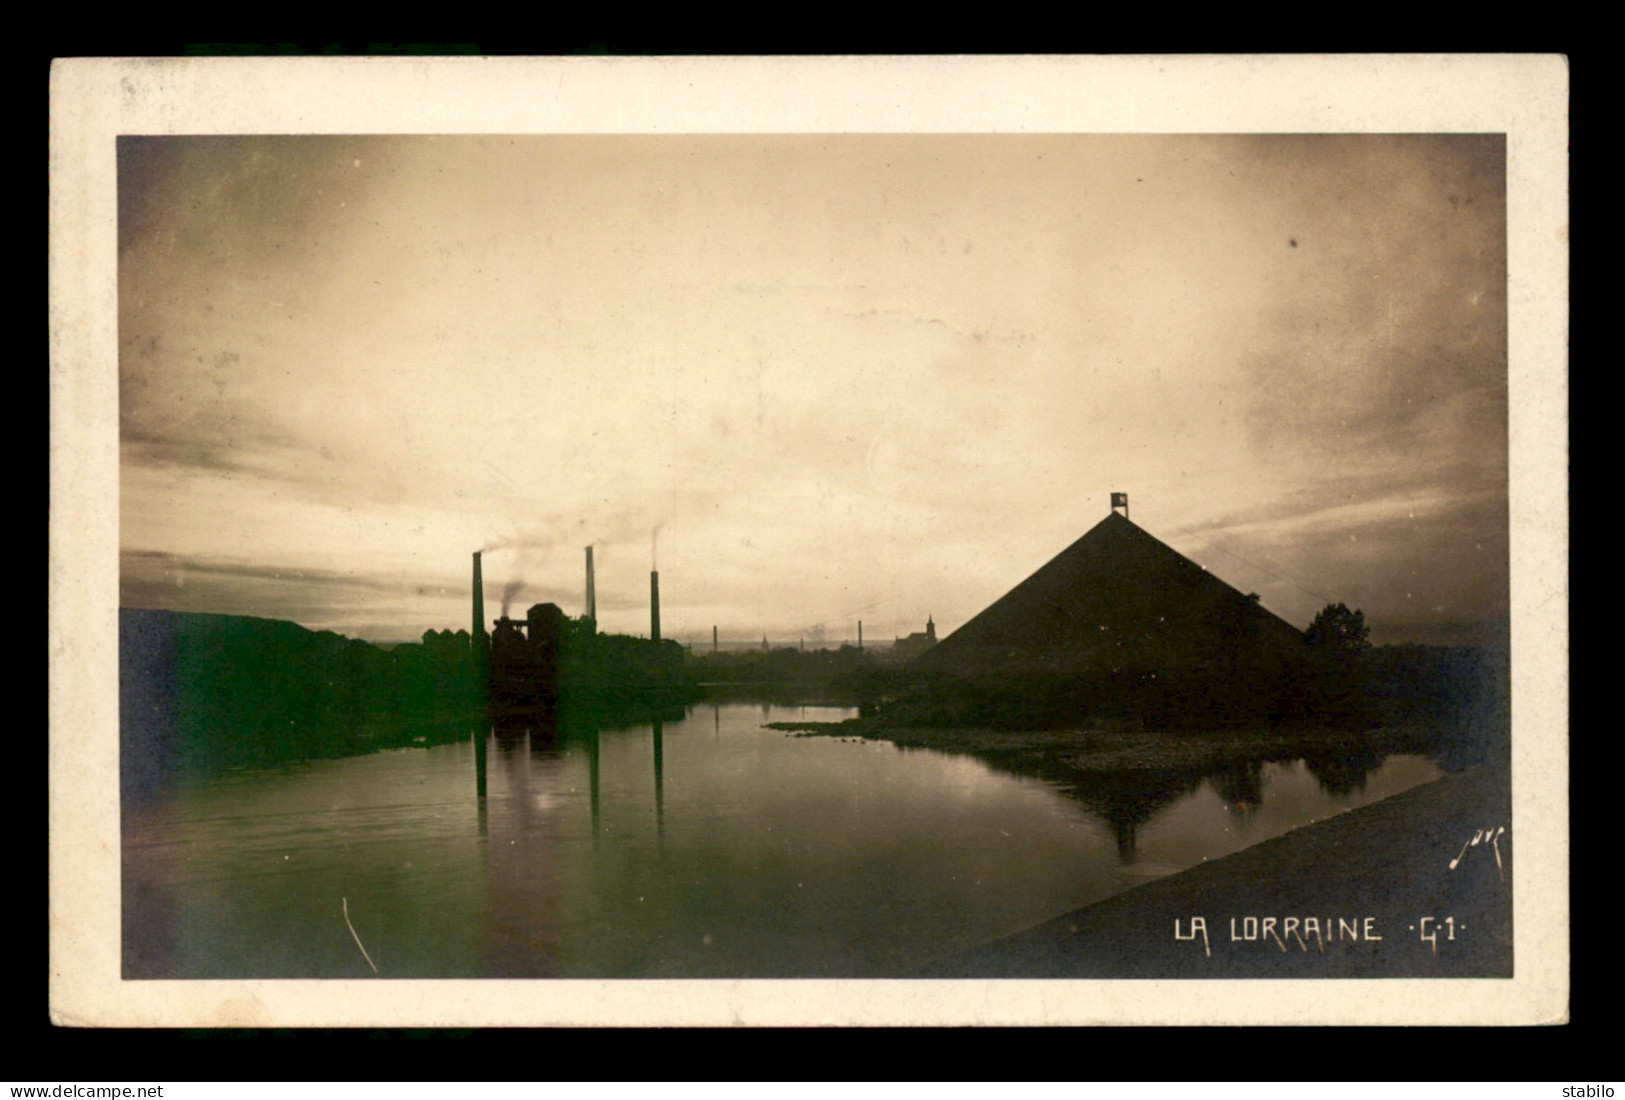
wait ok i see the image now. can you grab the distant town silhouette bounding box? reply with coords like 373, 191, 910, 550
120, 504, 1506, 798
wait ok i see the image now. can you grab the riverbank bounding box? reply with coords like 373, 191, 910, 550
767, 716, 1512, 977
910, 763, 1512, 978
772, 718, 1454, 771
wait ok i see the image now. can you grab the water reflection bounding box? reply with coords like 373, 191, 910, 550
1209, 760, 1265, 808
1066, 770, 1204, 861
1304, 749, 1383, 796
653, 719, 666, 850
1209, 760, 1265, 828
993, 745, 1443, 868
585, 724, 600, 848
484, 717, 565, 978
123, 701, 1448, 979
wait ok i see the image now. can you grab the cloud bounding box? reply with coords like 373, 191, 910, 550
120, 548, 427, 634
115, 134, 1510, 646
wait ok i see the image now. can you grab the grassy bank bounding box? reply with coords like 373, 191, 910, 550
766, 717, 1461, 775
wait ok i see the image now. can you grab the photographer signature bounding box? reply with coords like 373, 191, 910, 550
1448, 824, 1507, 879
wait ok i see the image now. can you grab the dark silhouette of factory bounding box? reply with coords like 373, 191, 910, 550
475, 549, 694, 715
114, 542, 696, 789
894, 496, 1318, 728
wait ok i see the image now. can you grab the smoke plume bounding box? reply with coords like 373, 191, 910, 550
501, 579, 525, 617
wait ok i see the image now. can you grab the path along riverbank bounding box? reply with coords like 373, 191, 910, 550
770, 718, 1512, 977
911, 763, 1511, 978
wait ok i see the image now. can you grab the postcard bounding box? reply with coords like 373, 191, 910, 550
49, 54, 1568, 1026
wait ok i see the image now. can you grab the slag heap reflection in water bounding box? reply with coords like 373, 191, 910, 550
122, 702, 1441, 979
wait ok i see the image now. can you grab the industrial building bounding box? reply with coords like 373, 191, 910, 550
473, 550, 693, 712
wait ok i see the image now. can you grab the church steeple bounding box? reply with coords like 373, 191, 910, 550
926, 614, 936, 641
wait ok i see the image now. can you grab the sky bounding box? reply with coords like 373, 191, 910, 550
118, 133, 1509, 647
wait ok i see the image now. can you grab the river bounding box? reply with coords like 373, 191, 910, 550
121, 701, 1442, 978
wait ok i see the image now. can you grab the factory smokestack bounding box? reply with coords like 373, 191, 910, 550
471, 551, 489, 681
585, 545, 597, 633
650, 570, 661, 641
858, 620, 863, 651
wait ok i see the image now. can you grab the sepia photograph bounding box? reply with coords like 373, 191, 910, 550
50, 56, 1568, 1026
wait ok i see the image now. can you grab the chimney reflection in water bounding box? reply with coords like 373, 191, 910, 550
472, 550, 489, 812
587, 725, 601, 851
653, 720, 666, 850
